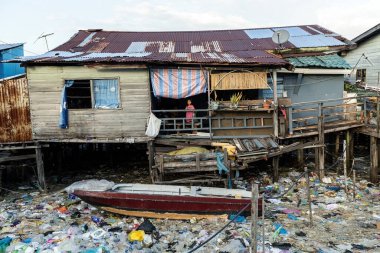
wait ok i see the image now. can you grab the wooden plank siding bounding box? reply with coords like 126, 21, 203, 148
0, 76, 32, 142
26, 66, 151, 142
343, 34, 380, 88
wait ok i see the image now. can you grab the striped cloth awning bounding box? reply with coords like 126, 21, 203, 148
150, 68, 208, 99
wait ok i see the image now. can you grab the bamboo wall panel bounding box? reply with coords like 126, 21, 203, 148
211, 72, 268, 90
27, 66, 150, 142
0, 76, 32, 142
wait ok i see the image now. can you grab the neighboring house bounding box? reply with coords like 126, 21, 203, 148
343, 23, 380, 89
0, 43, 25, 79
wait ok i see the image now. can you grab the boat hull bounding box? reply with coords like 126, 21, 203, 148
74, 190, 260, 215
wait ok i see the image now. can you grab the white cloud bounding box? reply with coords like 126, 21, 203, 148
316, 0, 380, 39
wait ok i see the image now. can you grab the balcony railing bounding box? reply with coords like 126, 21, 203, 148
151, 109, 273, 138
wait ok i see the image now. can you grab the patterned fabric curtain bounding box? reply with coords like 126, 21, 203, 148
150, 68, 208, 99
59, 80, 74, 129
93, 79, 120, 109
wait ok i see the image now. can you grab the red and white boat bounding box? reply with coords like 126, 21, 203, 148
74, 184, 259, 218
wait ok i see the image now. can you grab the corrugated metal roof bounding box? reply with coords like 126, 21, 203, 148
14, 25, 351, 66
287, 54, 351, 69
0, 43, 23, 51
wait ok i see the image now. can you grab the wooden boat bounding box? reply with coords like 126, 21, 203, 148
74, 184, 260, 219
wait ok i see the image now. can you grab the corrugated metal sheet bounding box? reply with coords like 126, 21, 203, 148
0, 76, 32, 143
0, 43, 23, 51
287, 54, 351, 69
13, 25, 351, 66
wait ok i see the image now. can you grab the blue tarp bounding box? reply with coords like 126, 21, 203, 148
59, 80, 74, 129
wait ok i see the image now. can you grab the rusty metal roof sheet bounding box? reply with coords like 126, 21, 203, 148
15, 25, 351, 66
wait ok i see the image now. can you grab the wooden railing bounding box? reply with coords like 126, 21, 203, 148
284, 96, 374, 136
151, 109, 273, 138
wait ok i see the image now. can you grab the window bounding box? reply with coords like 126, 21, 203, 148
356, 69, 366, 83
66, 80, 92, 109
65, 79, 120, 109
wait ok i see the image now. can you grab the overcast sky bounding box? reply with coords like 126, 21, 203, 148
2, 0, 379, 55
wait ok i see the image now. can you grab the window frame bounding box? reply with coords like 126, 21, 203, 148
63, 77, 122, 110
356, 69, 366, 83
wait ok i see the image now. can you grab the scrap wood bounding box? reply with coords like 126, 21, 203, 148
101, 207, 228, 220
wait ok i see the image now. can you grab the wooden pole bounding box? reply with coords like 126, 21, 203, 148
343, 139, 348, 194
335, 133, 340, 157
272, 156, 279, 182
297, 141, 304, 169
147, 140, 155, 183
345, 131, 353, 172
305, 167, 313, 227
262, 193, 265, 253
273, 70, 278, 138
317, 102, 325, 178
35, 143, 46, 191
251, 183, 258, 253
370, 136, 379, 183
353, 169, 356, 202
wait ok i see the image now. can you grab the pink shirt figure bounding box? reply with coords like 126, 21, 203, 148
185, 101, 195, 123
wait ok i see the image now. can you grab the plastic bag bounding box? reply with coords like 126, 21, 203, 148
65, 179, 115, 194
145, 113, 161, 137
128, 230, 145, 242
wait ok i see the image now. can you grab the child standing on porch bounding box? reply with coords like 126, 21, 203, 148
185, 99, 195, 123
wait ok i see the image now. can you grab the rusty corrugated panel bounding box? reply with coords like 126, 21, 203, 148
13, 25, 352, 67
0, 76, 32, 143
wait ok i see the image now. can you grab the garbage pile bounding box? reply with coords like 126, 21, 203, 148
0, 172, 378, 252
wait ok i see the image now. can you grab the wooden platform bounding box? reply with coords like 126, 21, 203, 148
282, 120, 364, 139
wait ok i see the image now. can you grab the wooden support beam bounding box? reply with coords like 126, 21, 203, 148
0, 154, 36, 163
35, 144, 46, 191
147, 141, 155, 183
318, 103, 325, 178
297, 145, 304, 169
273, 70, 278, 138
272, 156, 279, 182
345, 131, 354, 171
370, 136, 379, 183
335, 133, 340, 157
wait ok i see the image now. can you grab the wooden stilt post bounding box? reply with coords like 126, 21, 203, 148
147, 140, 155, 183
353, 169, 356, 202
262, 193, 265, 253
343, 139, 348, 194
35, 143, 46, 191
370, 136, 379, 183
297, 141, 304, 169
335, 133, 340, 157
251, 182, 258, 253
345, 131, 353, 172
273, 70, 278, 138
317, 102, 325, 178
305, 167, 313, 227
272, 156, 279, 182
314, 137, 320, 175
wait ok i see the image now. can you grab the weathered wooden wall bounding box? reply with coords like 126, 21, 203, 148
26, 65, 150, 142
0, 76, 32, 142
344, 34, 380, 88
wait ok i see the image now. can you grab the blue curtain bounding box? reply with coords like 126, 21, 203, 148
59, 80, 74, 129
93, 79, 120, 109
